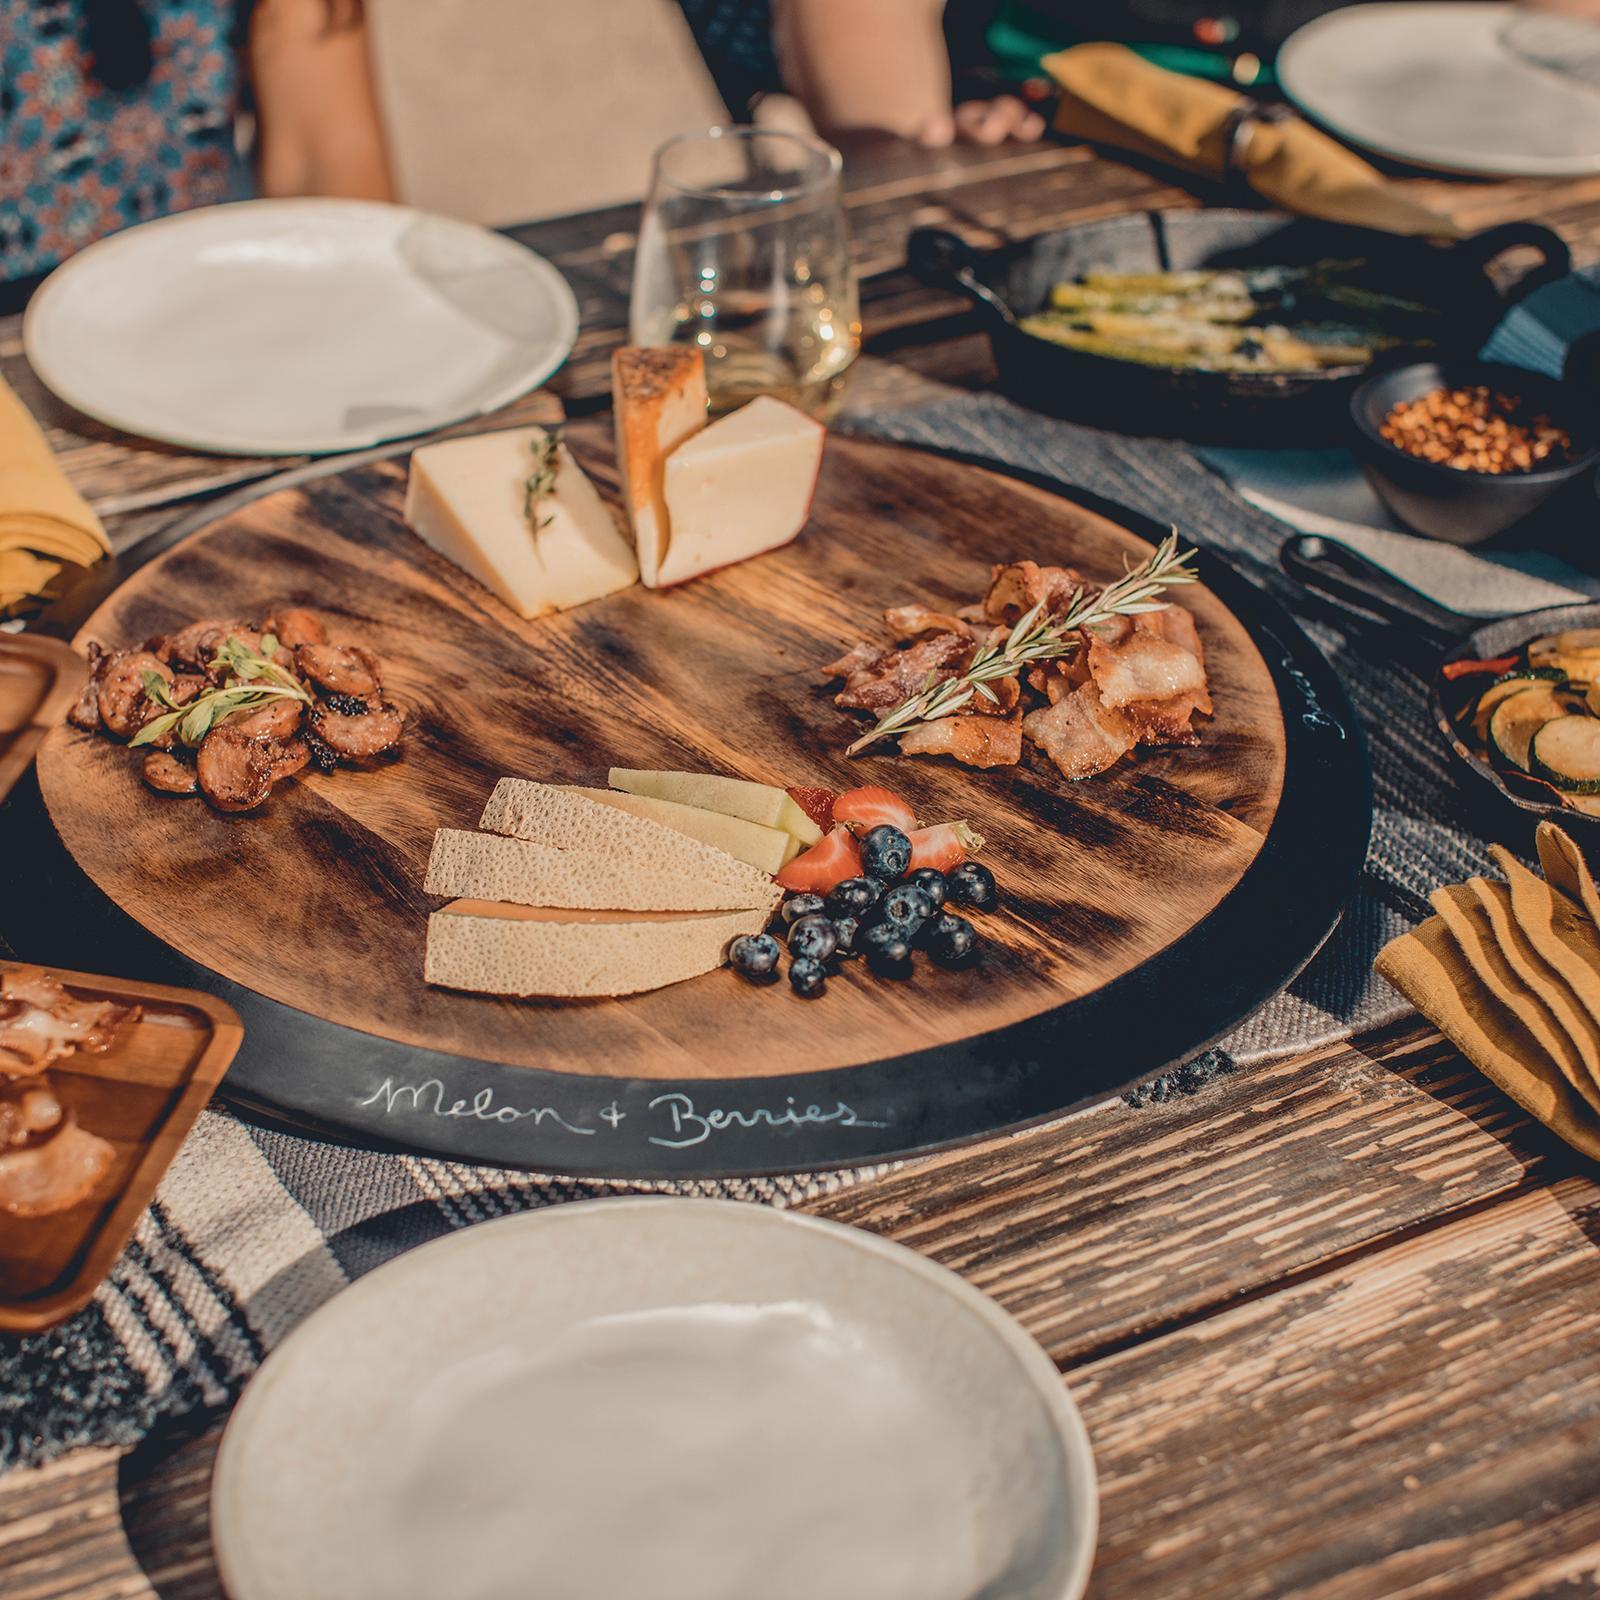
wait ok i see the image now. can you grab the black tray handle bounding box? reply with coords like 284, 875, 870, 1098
1279, 533, 1479, 654
905, 227, 1017, 327
1453, 221, 1571, 313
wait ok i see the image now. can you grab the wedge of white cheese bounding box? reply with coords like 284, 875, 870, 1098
655, 396, 825, 588
426, 900, 772, 998
612, 346, 708, 588
403, 428, 637, 620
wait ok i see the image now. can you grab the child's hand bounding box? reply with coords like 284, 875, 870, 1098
916, 95, 1047, 147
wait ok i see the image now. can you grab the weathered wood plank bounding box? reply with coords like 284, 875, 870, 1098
1076, 1174, 1600, 1599
0, 1025, 1588, 1600
805, 1022, 1576, 1364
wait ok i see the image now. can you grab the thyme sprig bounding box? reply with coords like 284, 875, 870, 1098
523, 430, 562, 535
844, 532, 1200, 757
130, 633, 312, 749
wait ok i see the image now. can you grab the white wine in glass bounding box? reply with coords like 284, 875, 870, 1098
630, 127, 861, 420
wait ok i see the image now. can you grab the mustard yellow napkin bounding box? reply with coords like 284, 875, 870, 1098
1376, 824, 1600, 1161
0, 376, 110, 613
1044, 43, 1461, 240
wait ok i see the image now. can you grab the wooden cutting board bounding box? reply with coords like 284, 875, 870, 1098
0, 964, 241, 1333
0, 633, 84, 805
34, 424, 1286, 1078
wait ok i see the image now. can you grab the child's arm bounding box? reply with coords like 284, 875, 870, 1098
773, 0, 1044, 147
250, 0, 395, 200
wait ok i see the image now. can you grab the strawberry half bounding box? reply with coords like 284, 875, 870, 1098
907, 822, 984, 874
775, 826, 863, 894
786, 785, 836, 832
833, 785, 918, 835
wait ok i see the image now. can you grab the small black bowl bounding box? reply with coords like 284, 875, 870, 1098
1350, 360, 1600, 545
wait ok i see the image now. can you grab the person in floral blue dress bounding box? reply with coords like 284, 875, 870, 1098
0, 0, 392, 311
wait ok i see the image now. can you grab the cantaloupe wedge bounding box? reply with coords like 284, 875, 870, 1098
570, 787, 800, 872
425, 829, 780, 915
475, 779, 782, 906
425, 900, 771, 997
607, 768, 823, 847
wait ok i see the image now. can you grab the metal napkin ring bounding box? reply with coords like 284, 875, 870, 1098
1220, 100, 1295, 187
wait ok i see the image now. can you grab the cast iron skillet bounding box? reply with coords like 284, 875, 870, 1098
1282, 533, 1600, 850
908, 210, 1568, 443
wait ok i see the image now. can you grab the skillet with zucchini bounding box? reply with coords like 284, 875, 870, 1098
1448, 629, 1600, 816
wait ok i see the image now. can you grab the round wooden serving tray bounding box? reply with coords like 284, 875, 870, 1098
9, 426, 1369, 1176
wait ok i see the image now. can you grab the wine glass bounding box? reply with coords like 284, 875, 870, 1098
630, 126, 861, 420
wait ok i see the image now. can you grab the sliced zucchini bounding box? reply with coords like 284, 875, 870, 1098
1469, 669, 1567, 740
1487, 685, 1585, 773
1528, 631, 1600, 683
1563, 793, 1600, 818
1586, 681, 1600, 719
1530, 715, 1600, 793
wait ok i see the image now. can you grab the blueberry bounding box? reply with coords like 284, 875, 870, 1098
880, 884, 934, 936
860, 922, 913, 976
831, 915, 862, 957
781, 893, 827, 927
860, 825, 912, 882
789, 956, 827, 997
825, 877, 881, 919
947, 862, 998, 911
729, 933, 781, 981
906, 868, 947, 909
926, 912, 977, 966
786, 914, 839, 962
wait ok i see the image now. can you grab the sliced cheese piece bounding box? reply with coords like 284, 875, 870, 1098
612, 346, 708, 588
571, 787, 801, 872
426, 829, 780, 916
426, 899, 769, 997
655, 395, 824, 588
607, 767, 823, 847
403, 428, 638, 619
476, 779, 781, 906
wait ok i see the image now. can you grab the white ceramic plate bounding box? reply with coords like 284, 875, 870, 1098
211, 1199, 1097, 1600
23, 199, 579, 456
1279, 3, 1600, 178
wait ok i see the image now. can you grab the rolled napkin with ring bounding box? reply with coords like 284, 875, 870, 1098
1044, 42, 1461, 240
0, 375, 111, 616
1376, 823, 1600, 1161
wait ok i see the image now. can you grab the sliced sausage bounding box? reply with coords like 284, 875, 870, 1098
195, 727, 276, 813
141, 752, 199, 795
97, 652, 172, 740
262, 608, 327, 648
296, 643, 380, 696
223, 696, 304, 741
308, 700, 404, 760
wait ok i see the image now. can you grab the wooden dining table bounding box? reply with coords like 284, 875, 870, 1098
5, 132, 1600, 1600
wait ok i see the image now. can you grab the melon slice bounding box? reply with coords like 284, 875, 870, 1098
425, 899, 770, 997
476, 779, 781, 906
425, 829, 780, 916
570, 787, 801, 872
607, 768, 824, 847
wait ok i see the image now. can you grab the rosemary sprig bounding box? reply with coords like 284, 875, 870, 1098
845, 532, 1200, 757
130, 634, 313, 749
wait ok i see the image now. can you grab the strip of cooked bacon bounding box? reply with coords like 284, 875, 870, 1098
968, 673, 1022, 716
1023, 682, 1136, 780
882, 604, 991, 644
0, 1116, 115, 1217
0, 1082, 63, 1147
0, 969, 139, 1075
981, 561, 1082, 624
899, 711, 1024, 768
831, 633, 974, 713
1087, 619, 1208, 711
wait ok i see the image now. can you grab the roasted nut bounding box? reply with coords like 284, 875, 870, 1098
1378, 385, 1573, 476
